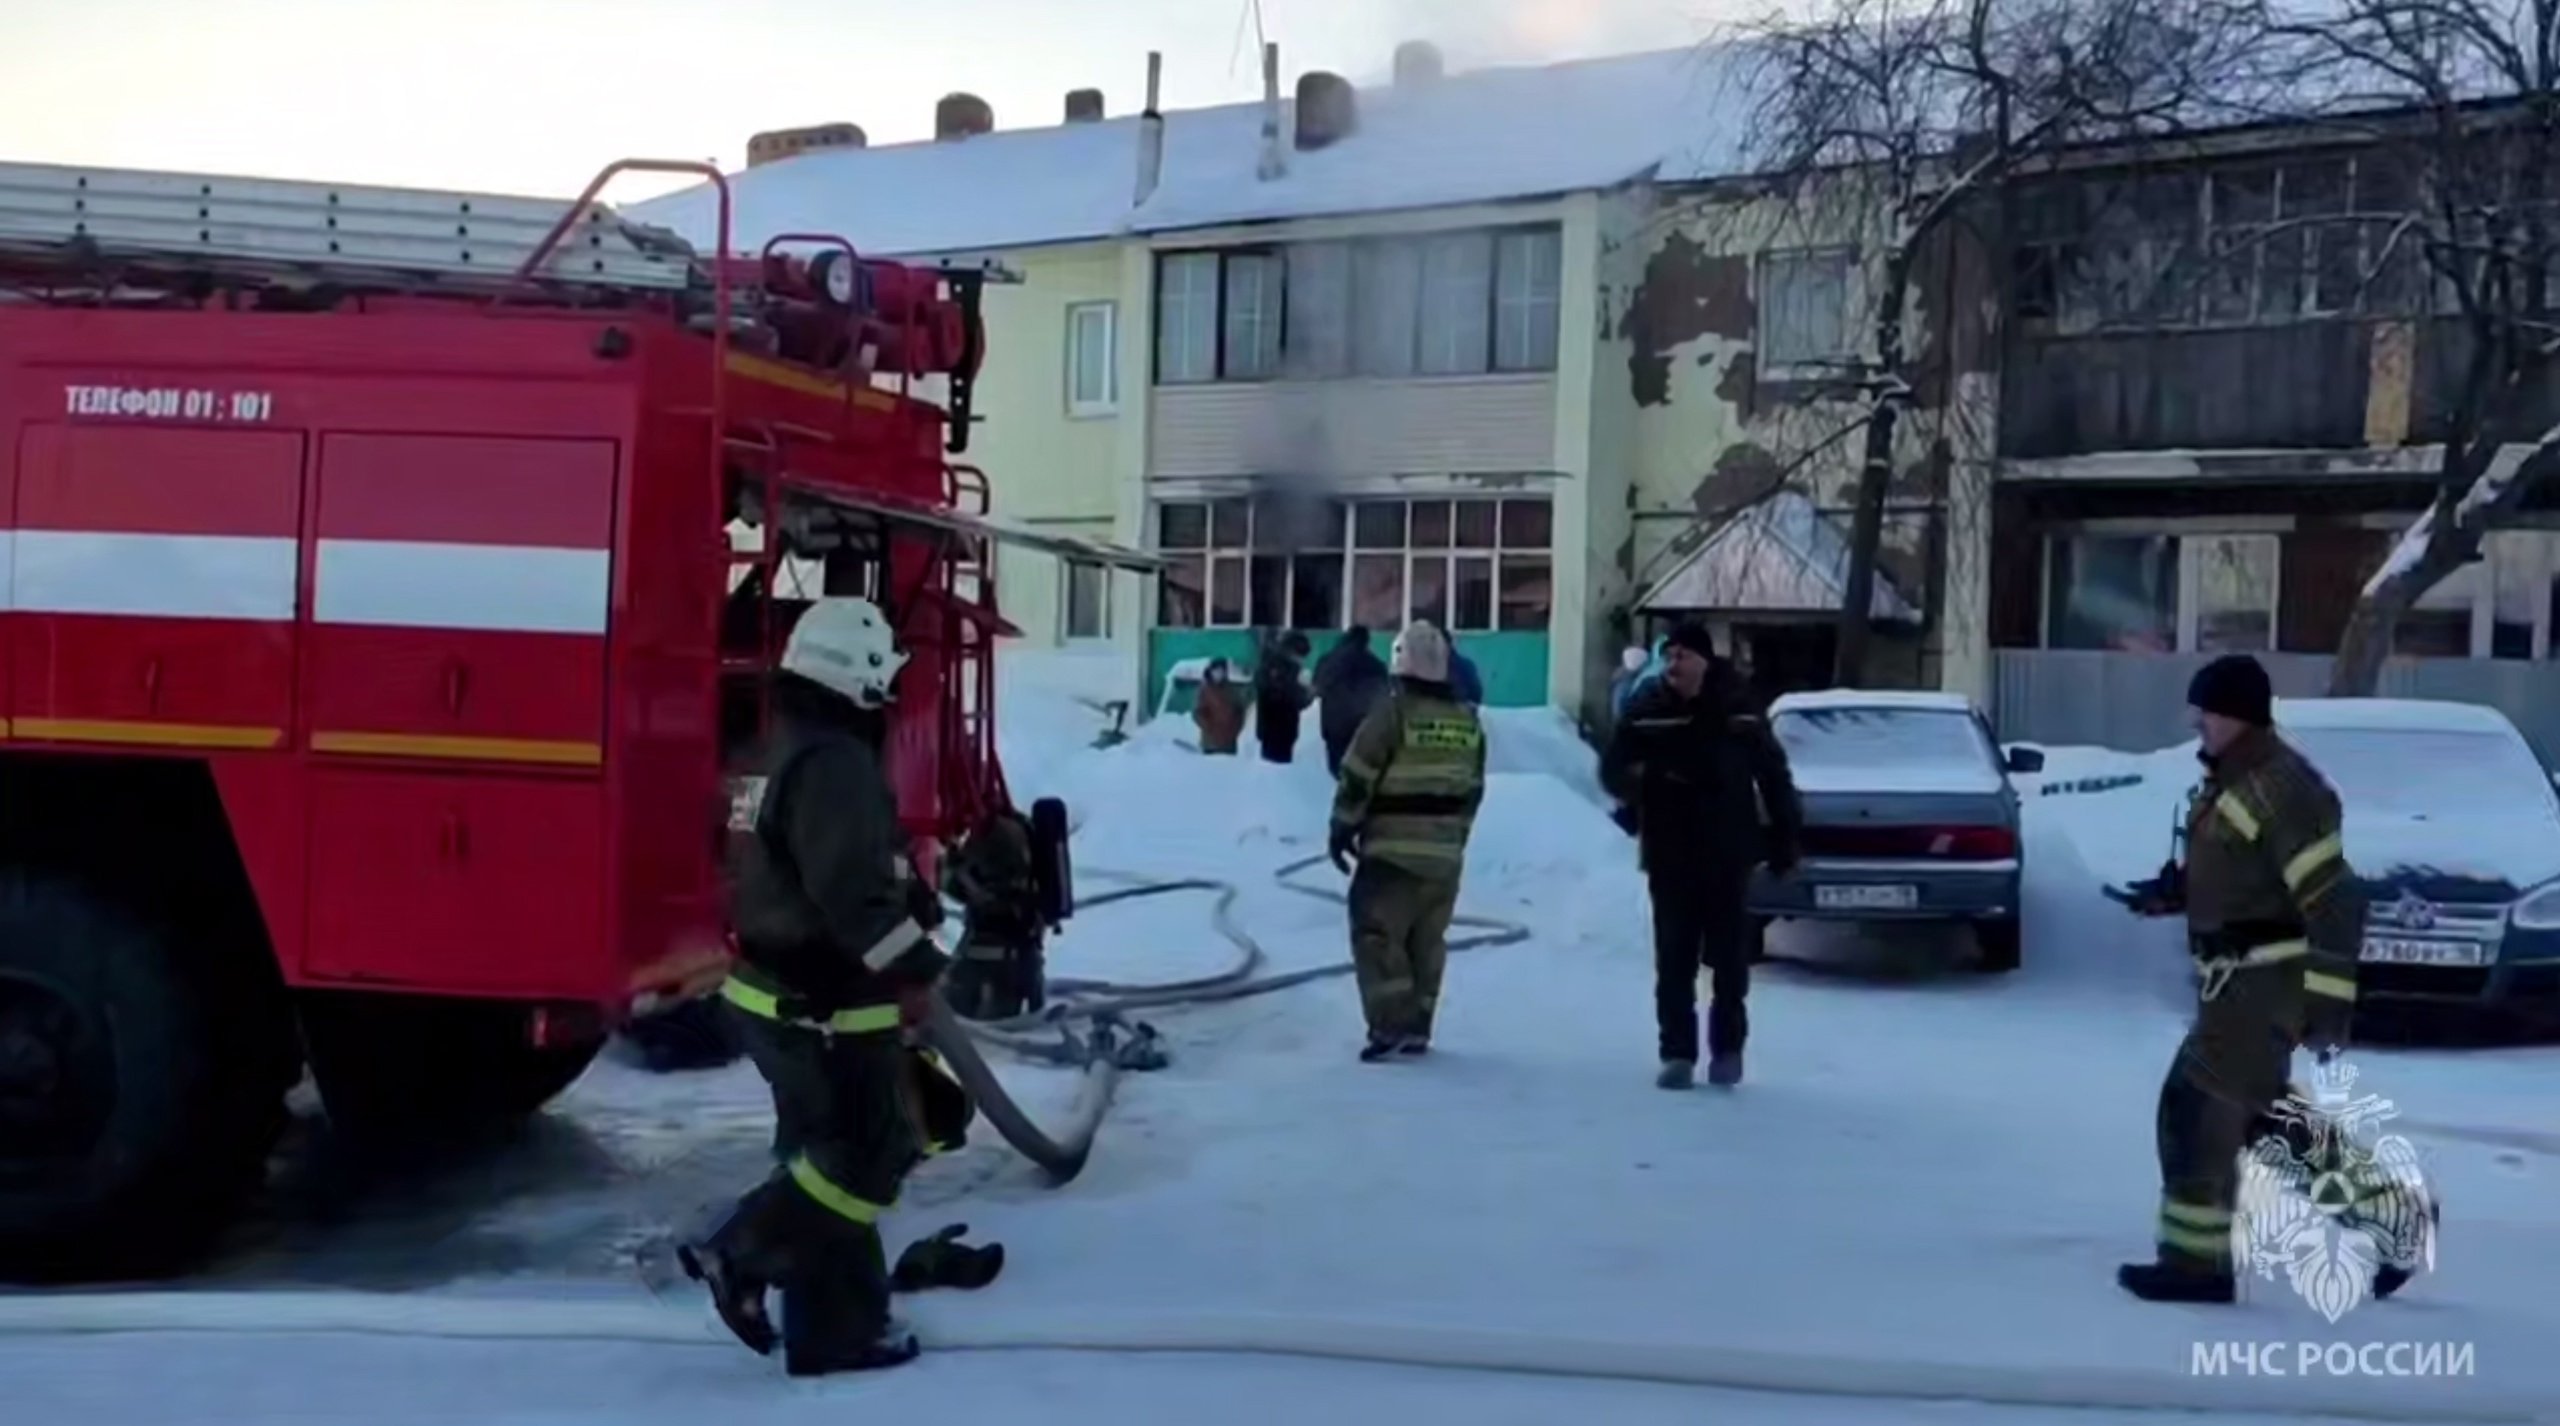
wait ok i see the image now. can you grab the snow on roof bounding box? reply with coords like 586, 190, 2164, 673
627, 46, 1761, 258
2273, 697, 2527, 737
1126, 47, 1757, 234
1772, 689, 1980, 715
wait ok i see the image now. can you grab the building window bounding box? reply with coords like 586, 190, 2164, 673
1286, 242, 1354, 378
1495, 229, 1564, 371
2045, 534, 2180, 652
1153, 224, 1562, 386
1419, 232, 1496, 375
1062, 561, 1110, 641
1222, 251, 1285, 379
1150, 495, 1553, 635
1156, 252, 1220, 384
2188, 534, 2278, 652
1760, 247, 1854, 370
1065, 302, 1118, 416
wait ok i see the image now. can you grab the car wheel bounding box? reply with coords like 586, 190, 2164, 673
1973, 917, 2022, 974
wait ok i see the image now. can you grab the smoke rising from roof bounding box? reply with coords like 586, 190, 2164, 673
1377, 0, 1717, 70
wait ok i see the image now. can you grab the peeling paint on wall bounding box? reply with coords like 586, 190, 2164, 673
1691, 442, 1787, 517
1623, 233, 1754, 408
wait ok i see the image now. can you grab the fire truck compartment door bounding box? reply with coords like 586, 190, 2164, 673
302, 768, 606, 994
8, 424, 305, 751
305, 434, 617, 768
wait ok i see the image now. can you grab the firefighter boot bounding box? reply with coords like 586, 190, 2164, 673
779, 1232, 918, 1377
1359, 1035, 1401, 1063
1707, 1051, 1743, 1087
678, 1179, 794, 1356
2116, 1259, 2236, 1304
1657, 1059, 1695, 1089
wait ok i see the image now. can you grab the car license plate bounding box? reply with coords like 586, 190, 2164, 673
1815, 883, 1918, 911
2359, 936, 2489, 967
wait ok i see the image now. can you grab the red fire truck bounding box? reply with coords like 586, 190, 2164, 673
0, 157, 1158, 1281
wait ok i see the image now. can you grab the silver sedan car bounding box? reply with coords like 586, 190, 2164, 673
1745, 690, 2040, 972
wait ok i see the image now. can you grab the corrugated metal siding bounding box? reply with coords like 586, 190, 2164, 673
1147, 376, 1558, 479
1992, 649, 2560, 764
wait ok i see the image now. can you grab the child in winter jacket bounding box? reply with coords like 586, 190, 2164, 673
1192, 659, 1245, 754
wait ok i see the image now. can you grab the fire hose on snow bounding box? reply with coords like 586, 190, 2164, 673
925, 853, 1531, 1184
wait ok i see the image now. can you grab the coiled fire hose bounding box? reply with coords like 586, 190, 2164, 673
923, 853, 1531, 1184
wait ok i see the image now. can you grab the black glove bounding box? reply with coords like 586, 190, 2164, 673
2110, 858, 2186, 918
1327, 823, 1361, 875
890, 1223, 1006, 1292
1609, 804, 1640, 837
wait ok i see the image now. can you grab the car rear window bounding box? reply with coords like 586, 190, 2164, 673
1771, 707, 1993, 770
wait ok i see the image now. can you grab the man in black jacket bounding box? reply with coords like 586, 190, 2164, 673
1601, 622, 1803, 1089
1255, 630, 1313, 763
680, 597, 997, 1377
1312, 625, 1393, 776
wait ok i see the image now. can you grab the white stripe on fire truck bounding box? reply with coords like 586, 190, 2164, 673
5, 531, 299, 622
312, 540, 610, 635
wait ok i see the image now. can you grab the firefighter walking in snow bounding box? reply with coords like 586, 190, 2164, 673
2114, 654, 2375, 1303
1330, 621, 1487, 1061
1602, 623, 1801, 1089
682, 596, 1001, 1376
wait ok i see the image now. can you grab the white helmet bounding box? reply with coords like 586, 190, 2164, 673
780, 597, 908, 708
1388, 620, 1450, 683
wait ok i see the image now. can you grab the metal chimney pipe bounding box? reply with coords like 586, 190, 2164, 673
1256, 41, 1286, 181
1135, 51, 1165, 207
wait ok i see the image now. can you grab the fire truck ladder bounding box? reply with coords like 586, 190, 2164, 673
0, 159, 696, 292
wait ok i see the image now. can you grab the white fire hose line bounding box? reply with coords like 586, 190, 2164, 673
0, 1292, 2540, 1424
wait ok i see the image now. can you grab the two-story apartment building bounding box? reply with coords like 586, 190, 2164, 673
636, 42, 1992, 722
1983, 115, 2560, 752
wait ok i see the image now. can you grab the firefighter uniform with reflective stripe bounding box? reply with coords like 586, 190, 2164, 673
2135, 700, 2364, 1298
1331, 665, 1486, 1054
696, 669, 961, 1373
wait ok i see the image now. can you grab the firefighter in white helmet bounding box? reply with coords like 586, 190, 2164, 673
1328, 620, 1487, 1060
680, 596, 1000, 1376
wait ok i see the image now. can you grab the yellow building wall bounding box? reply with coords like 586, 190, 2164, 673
961, 240, 1133, 650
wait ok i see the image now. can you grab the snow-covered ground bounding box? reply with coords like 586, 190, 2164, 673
11, 652, 2559, 1424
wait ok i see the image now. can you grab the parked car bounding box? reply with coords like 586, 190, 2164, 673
1750, 690, 2042, 972
2255, 698, 2560, 1037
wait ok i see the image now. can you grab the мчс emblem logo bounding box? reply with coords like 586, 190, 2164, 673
2234, 1058, 2438, 1323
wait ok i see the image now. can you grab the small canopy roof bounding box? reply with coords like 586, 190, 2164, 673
1635, 489, 1918, 623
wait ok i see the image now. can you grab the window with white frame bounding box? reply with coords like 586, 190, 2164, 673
1155, 252, 1221, 384
1222, 251, 1285, 379
1065, 301, 1118, 416
1419, 232, 1496, 375
1285, 242, 1354, 378
1760, 247, 1855, 370
1495, 229, 1564, 370
1153, 224, 1563, 385
1154, 495, 1552, 633
2042, 533, 2183, 652
2187, 533, 2279, 652
1062, 561, 1109, 641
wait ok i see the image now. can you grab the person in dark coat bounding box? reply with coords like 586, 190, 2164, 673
1312, 625, 1393, 775
1421, 617, 1485, 706
1254, 631, 1313, 764
1600, 621, 1802, 1091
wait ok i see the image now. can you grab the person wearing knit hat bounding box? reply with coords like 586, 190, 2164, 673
2112, 652, 2396, 1305
1599, 617, 1802, 1090
2185, 653, 2274, 735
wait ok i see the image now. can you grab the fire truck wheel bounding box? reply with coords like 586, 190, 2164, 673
0, 871, 285, 1282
